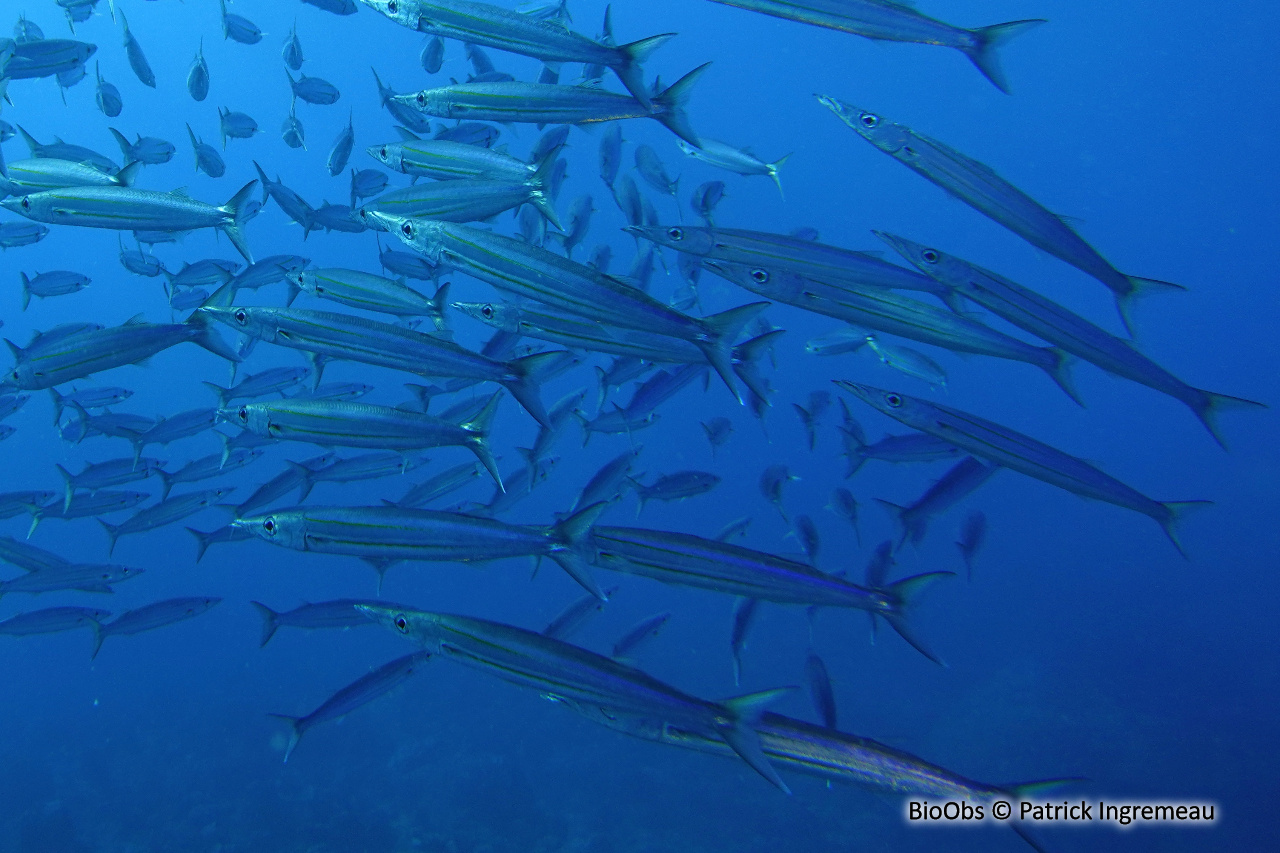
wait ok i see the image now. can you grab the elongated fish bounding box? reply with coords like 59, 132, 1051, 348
357, 605, 796, 792
677, 139, 789, 197
836, 382, 1207, 555
235, 502, 606, 597
0, 181, 258, 262
820, 97, 1180, 334
92, 596, 221, 659
879, 232, 1266, 447
270, 651, 431, 762
358, 0, 673, 107
709, 1, 1043, 92
0, 606, 112, 636
393, 64, 710, 146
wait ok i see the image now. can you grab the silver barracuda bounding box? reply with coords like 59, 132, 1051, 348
3, 314, 240, 392
91, 596, 221, 659
391, 64, 710, 146
98, 487, 236, 555
0, 154, 142, 195
820, 97, 1180, 334
285, 268, 448, 326
356, 149, 562, 230
358, 0, 673, 107
703, 260, 1080, 404
878, 232, 1266, 448
356, 604, 796, 792
199, 305, 557, 426
218, 394, 506, 488
569, 703, 1075, 851
0, 180, 258, 262
371, 216, 766, 403
235, 501, 605, 596
708, 1, 1044, 93
591, 526, 949, 663
835, 382, 1208, 556
627, 224, 960, 310
367, 137, 533, 182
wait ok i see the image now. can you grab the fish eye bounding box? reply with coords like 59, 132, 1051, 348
416, 93, 426, 106
21, 197, 30, 210
750, 268, 769, 284
401, 222, 413, 236
237, 406, 248, 422
380, 146, 387, 158
667, 227, 684, 241
387, 0, 397, 11
395, 615, 409, 632
921, 249, 939, 264
481, 304, 494, 319
234, 310, 247, 324
263, 518, 276, 535
860, 113, 880, 128
885, 393, 903, 408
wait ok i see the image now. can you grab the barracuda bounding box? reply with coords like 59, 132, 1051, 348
372, 216, 766, 404
703, 259, 1081, 405
0, 181, 258, 262
391, 64, 710, 146
367, 137, 533, 182
821, 97, 1180, 334
236, 501, 605, 596
835, 382, 1209, 556
219, 394, 506, 489
0, 154, 142, 195
200, 305, 557, 426
357, 605, 796, 792
285, 268, 448, 326
358, 0, 673, 107
591, 526, 949, 663
879, 232, 1266, 449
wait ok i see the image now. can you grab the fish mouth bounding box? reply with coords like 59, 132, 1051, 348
831, 380, 877, 404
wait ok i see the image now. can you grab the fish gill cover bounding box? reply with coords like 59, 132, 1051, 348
0, 1, 1275, 851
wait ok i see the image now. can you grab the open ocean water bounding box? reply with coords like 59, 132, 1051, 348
0, 1, 1276, 851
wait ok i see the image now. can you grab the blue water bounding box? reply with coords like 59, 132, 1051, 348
1, 1, 1276, 851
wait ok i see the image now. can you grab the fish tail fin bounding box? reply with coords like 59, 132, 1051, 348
503, 351, 562, 428
90, 622, 106, 660
429, 280, 451, 332
962, 19, 1047, 94
19, 271, 30, 311
462, 393, 505, 491
528, 148, 565, 231
1192, 389, 1267, 451
117, 160, 144, 188
219, 180, 258, 263
1116, 275, 1185, 337
54, 463, 76, 511
49, 388, 66, 425
1001, 778, 1088, 853
874, 499, 919, 548
768, 153, 791, 199
615, 33, 676, 108
1042, 347, 1084, 407
655, 62, 711, 147
252, 161, 271, 205
879, 571, 954, 665
201, 380, 230, 408
719, 688, 794, 794
186, 123, 198, 160
158, 471, 175, 501
267, 714, 303, 763
97, 518, 122, 556
185, 527, 214, 563
17, 124, 38, 156
1159, 500, 1212, 559
731, 328, 784, 407
286, 462, 316, 502
108, 126, 132, 162
550, 501, 609, 600
697, 301, 770, 404
249, 601, 281, 647
186, 310, 242, 363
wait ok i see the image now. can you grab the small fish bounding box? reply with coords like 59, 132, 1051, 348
805, 328, 870, 357
792, 515, 820, 567
94, 62, 122, 117
187, 124, 226, 179
678, 139, 789, 197
878, 457, 998, 547
629, 471, 721, 514
283, 20, 305, 70
792, 390, 831, 451
92, 597, 222, 659
349, 168, 388, 207
221, 0, 264, 44
328, 113, 356, 176
420, 36, 445, 74
542, 589, 615, 641
864, 335, 948, 388
634, 144, 679, 198
611, 612, 671, 659
287, 69, 341, 106
282, 104, 306, 150
599, 124, 623, 189
701, 416, 733, 455
956, 510, 987, 580
19, 270, 90, 310
218, 108, 259, 148
826, 487, 861, 546
730, 596, 759, 686
759, 464, 797, 523
118, 9, 155, 88
803, 653, 837, 729
109, 128, 175, 165
689, 180, 726, 225
188, 39, 210, 101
